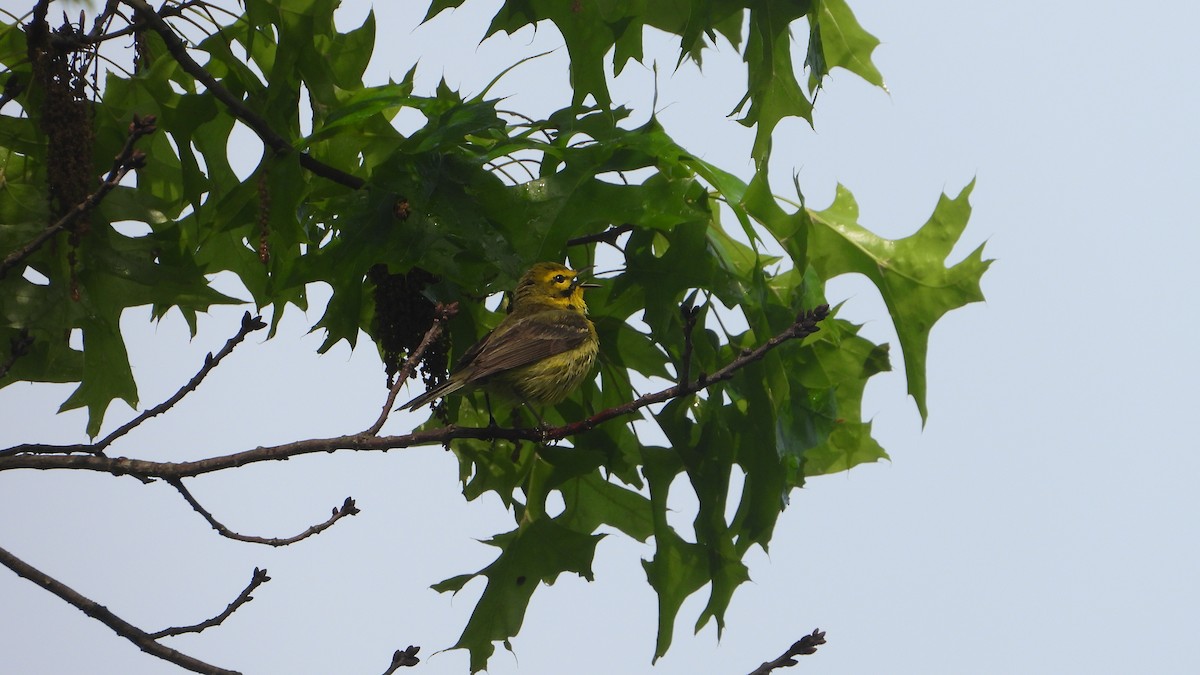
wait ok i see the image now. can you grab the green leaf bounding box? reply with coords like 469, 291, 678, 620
324, 8, 376, 89
786, 316, 892, 477
809, 0, 885, 91
423, 0, 469, 22
58, 315, 138, 438
642, 526, 710, 662
300, 83, 415, 147
594, 317, 671, 379
0, 326, 82, 386
558, 471, 654, 542
732, 3, 815, 166
809, 181, 991, 421
727, 358, 791, 553
485, 2, 615, 108
639, 444, 703, 661
434, 518, 603, 673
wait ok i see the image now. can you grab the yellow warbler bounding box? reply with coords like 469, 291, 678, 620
399, 262, 600, 412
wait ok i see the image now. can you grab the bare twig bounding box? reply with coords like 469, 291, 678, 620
748, 629, 827, 675
0, 441, 92, 458
118, 0, 365, 190
85, 0, 123, 41
367, 302, 457, 436
0, 312, 266, 458
168, 479, 360, 547
0, 543, 241, 675
0, 113, 157, 279
0, 305, 830, 479
566, 222, 635, 248
148, 568, 270, 639
381, 646, 421, 674
44, 0, 215, 46
94, 312, 267, 452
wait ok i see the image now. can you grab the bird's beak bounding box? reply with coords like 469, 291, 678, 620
572, 265, 601, 289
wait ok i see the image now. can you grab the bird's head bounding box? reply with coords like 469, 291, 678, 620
514, 262, 600, 313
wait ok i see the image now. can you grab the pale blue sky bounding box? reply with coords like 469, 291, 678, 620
2, 1, 1198, 673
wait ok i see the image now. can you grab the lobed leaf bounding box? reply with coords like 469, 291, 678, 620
808, 182, 991, 421
433, 518, 603, 673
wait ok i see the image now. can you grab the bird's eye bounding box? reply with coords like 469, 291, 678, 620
553, 274, 566, 284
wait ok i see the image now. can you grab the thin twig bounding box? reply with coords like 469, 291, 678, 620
566, 222, 635, 248
182, 0, 246, 30
167, 479, 360, 547
0, 312, 266, 458
0, 441, 92, 458
148, 568, 270, 639
366, 302, 457, 436
93, 312, 267, 452
485, 156, 539, 183
381, 646, 421, 674
85, 0, 122, 41
118, 0, 365, 190
167, 10, 216, 44
0, 113, 157, 279
53, 0, 213, 46
748, 629, 827, 675
0, 305, 830, 479
0, 543, 241, 675
0, 5, 32, 26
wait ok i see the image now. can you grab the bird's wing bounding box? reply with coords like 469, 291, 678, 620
462, 310, 593, 382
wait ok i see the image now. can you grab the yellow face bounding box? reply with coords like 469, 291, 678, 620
516, 262, 596, 311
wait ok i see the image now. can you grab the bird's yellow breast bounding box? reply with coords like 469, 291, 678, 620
500, 324, 599, 405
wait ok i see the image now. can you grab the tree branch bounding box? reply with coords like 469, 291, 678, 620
84, 0, 124, 42
168, 479, 360, 547
541, 303, 829, 440
94, 312, 267, 452
0, 312, 267, 458
566, 222, 634, 248
747, 629, 827, 675
0, 305, 829, 479
37, 0, 238, 50
118, 0, 365, 190
0, 543, 241, 675
0, 113, 157, 279
147, 568, 270, 639
366, 302, 457, 436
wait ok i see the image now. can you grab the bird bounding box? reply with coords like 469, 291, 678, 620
398, 261, 600, 415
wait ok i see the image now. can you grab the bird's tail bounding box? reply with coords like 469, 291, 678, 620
397, 378, 465, 412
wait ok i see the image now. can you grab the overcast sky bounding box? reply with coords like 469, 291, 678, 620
2, 1, 1198, 674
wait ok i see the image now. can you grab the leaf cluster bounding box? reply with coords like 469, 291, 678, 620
0, 0, 990, 671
